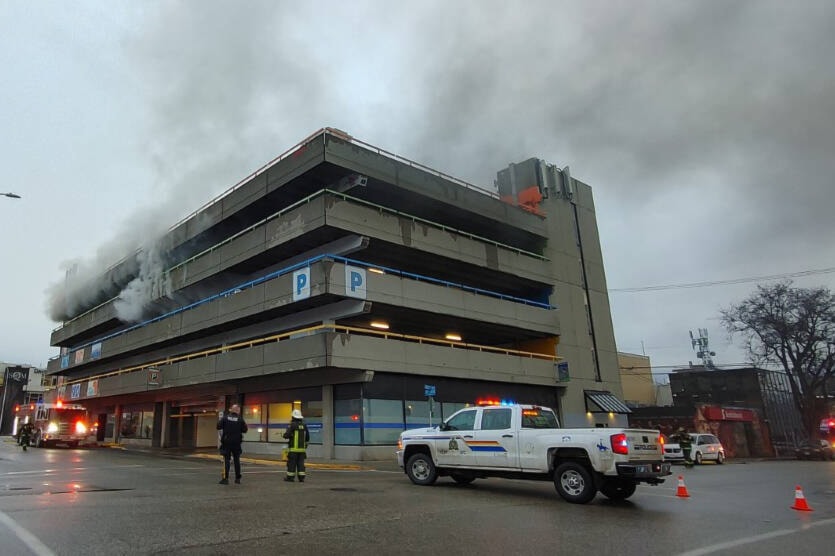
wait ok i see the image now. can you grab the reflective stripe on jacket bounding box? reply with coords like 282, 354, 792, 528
283, 421, 309, 452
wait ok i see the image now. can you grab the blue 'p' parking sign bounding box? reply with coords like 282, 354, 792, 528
293, 267, 310, 301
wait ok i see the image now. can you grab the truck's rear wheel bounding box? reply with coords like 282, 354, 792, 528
600, 478, 637, 500
554, 461, 597, 504
406, 453, 438, 486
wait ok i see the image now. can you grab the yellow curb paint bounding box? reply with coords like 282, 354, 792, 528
188, 453, 365, 470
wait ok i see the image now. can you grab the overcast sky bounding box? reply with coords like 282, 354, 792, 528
2, 1, 834, 379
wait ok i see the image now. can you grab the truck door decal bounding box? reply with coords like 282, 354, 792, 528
464, 440, 506, 452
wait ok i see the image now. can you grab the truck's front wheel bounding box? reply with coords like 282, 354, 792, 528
600, 478, 637, 500
554, 462, 597, 504
406, 453, 438, 486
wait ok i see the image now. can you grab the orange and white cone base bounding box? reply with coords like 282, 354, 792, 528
676, 475, 690, 498
791, 485, 813, 511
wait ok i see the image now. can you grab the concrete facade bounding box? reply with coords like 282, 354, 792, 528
618, 352, 656, 407
45, 129, 627, 460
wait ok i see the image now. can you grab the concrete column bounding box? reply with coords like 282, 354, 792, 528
160, 402, 170, 448
322, 384, 334, 460
113, 404, 121, 443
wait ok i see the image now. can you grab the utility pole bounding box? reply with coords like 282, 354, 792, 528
689, 328, 716, 369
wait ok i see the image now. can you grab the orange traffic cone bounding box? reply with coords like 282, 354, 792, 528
676, 475, 690, 498
791, 485, 813, 511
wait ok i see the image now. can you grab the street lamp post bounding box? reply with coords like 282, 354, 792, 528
2, 192, 22, 199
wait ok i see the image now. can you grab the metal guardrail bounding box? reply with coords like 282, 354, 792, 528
51, 251, 555, 361
64, 323, 560, 386
54, 186, 548, 333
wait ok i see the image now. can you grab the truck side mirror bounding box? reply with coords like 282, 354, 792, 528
439, 422, 448, 431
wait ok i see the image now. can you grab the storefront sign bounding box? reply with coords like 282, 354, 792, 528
702, 406, 755, 421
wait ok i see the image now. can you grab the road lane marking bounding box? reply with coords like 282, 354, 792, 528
0, 510, 56, 556
677, 516, 835, 556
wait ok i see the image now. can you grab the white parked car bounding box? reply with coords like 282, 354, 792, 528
661, 434, 685, 463
662, 433, 725, 464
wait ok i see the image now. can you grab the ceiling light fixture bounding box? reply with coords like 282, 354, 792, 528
370, 321, 390, 330
445, 333, 462, 341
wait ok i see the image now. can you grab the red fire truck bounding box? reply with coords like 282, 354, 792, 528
15, 401, 92, 448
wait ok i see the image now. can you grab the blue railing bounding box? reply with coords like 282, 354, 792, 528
57, 253, 555, 359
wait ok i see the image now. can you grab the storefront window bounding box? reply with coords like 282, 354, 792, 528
120, 412, 140, 437
405, 400, 433, 429
140, 411, 154, 438
302, 401, 323, 445
441, 402, 470, 422
334, 398, 362, 445
242, 404, 266, 442
120, 408, 155, 439
363, 399, 404, 445
268, 403, 293, 443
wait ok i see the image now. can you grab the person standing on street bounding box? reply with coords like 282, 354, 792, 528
672, 427, 694, 468
217, 404, 248, 484
283, 409, 310, 482
18, 422, 34, 451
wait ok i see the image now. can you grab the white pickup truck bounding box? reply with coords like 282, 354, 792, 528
396, 403, 671, 504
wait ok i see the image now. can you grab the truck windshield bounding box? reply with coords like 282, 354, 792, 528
55, 409, 86, 421
521, 408, 559, 429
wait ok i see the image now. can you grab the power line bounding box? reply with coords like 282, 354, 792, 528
609, 267, 835, 293
622, 363, 755, 371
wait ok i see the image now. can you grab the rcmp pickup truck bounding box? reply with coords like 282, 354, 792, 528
396, 403, 671, 504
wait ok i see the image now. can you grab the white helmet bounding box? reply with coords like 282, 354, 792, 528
291, 409, 303, 420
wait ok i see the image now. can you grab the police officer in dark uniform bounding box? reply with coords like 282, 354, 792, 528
283, 409, 310, 482
217, 404, 248, 484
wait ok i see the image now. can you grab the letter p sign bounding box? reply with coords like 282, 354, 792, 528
345, 266, 366, 299
293, 268, 310, 301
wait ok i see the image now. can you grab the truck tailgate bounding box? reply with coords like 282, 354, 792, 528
624, 429, 662, 460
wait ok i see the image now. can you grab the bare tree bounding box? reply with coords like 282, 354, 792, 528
722, 281, 835, 437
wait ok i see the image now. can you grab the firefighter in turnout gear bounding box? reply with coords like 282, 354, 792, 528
283, 409, 310, 482
18, 422, 34, 451
217, 404, 248, 484
672, 427, 695, 468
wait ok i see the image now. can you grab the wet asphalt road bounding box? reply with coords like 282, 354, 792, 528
0, 440, 833, 555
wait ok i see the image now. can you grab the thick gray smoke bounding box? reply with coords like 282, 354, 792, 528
43, 1, 835, 370
45, 209, 171, 323
45, 2, 334, 324
113, 243, 172, 322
